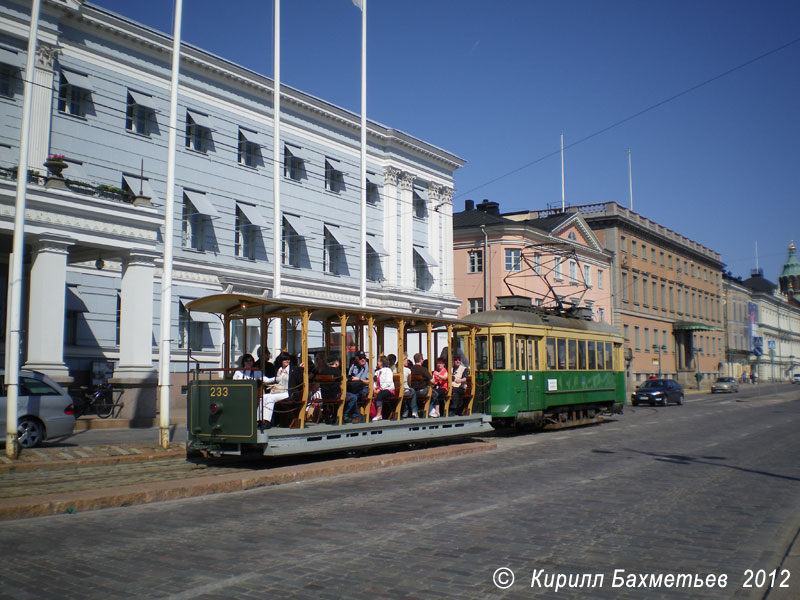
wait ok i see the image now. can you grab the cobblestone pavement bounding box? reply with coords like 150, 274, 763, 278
1, 390, 798, 599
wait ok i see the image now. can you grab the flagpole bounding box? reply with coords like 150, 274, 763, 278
157, 0, 183, 449
560, 133, 565, 212
5, 0, 41, 458
273, 0, 281, 300
627, 148, 633, 211
358, 0, 367, 308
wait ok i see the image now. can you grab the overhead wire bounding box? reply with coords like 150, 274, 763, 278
455, 35, 800, 200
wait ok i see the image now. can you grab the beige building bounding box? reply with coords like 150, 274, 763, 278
508, 203, 724, 390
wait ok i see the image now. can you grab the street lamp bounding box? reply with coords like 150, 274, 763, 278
652, 344, 667, 378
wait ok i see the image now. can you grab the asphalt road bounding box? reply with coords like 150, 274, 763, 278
2, 385, 799, 599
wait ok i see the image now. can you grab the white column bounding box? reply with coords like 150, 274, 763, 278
428, 183, 443, 294
441, 187, 455, 295
24, 236, 72, 380
117, 251, 158, 380
27, 43, 58, 171
382, 166, 399, 287
398, 171, 415, 289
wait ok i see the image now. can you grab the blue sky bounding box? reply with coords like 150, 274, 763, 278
88, 0, 800, 282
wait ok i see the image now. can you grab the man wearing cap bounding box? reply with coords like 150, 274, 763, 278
344, 352, 369, 422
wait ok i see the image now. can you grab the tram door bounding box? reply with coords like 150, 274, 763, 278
516, 335, 536, 410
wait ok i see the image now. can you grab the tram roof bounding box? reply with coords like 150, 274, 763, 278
462, 309, 622, 337
185, 293, 465, 329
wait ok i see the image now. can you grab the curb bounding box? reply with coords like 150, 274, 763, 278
0, 440, 496, 521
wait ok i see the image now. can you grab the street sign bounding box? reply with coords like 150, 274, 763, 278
753, 337, 763, 349
768, 340, 776, 350
753, 347, 763, 357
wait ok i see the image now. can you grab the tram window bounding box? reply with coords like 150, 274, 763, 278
568, 339, 577, 370
578, 340, 587, 370
606, 342, 614, 370
596, 342, 605, 371
516, 337, 526, 371
476, 336, 489, 370
557, 338, 566, 370
587, 341, 597, 370
492, 335, 506, 370
527, 339, 535, 371
546, 338, 556, 370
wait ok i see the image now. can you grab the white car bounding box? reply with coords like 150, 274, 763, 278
0, 370, 76, 448
792, 373, 800, 384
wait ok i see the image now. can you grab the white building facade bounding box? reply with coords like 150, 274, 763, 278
0, 0, 463, 417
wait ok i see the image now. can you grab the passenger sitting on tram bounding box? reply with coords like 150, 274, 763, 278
317, 355, 349, 424
257, 347, 276, 378
430, 357, 448, 418
450, 355, 469, 414
410, 353, 433, 414
401, 357, 418, 418
373, 355, 394, 422
345, 351, 370, 420
260, 352, 303, 428
387, 353, 398, 373
233, 353, 263, 380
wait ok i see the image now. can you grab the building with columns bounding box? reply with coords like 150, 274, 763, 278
0, 0, 461, 418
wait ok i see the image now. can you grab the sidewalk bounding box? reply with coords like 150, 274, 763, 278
0, 425, 495, 520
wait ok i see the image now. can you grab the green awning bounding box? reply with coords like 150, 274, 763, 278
673, 321, 718, 331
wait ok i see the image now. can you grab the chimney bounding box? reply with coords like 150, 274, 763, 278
476, 199, 500, 216
464, 199, 474, 211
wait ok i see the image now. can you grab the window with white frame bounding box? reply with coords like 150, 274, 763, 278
568, 231, 577, 241
238, 129, 260, 168
323, 227, 344, 275
185, 110, 211, 153
534, 253, 541, 275
413, 251, 433, 291
598, 308, 605, 322
0, 64, 17, 97
413, 189, 427, 219
468, 249, 483, 273
468, 298, 484, 314
569, 261, 577, 283
324, 159, 345, 193
584, 265, 591, 287
284, 145, 306, 181
58, 71, 91, 117
182, 195, 203, 250
178, 301, 203, 351
554, 256, 563, 280
505, 248, 521, 271
282, 218, 302, 267
366, 246, 382, 282
235, 205, 257, 259
621, 271, 627, 301
366, 178, 379, 205
126, 91, 155, 136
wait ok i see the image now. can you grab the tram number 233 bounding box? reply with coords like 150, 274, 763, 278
208, 386, 229, 398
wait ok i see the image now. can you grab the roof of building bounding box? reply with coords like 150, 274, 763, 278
780, 242, 800, 279
742, 269, 776, 294
453, 209, 510, 228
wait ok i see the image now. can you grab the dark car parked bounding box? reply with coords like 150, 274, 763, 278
631, 379, 684, 407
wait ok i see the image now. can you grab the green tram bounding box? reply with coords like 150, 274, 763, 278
184, 294, 492, 458
463, 297, 625, 428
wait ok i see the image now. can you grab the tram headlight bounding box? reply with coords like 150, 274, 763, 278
209, 401, 223, 415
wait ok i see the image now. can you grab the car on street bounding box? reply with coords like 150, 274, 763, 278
0, 370, 76, 448
792, 373, 800, 384
631, 379, 684, 407
711, 376, 739, 393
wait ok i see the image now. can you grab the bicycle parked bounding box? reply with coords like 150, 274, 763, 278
74, 383, 124, 419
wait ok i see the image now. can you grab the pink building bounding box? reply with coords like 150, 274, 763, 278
453, 200, 614, 325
